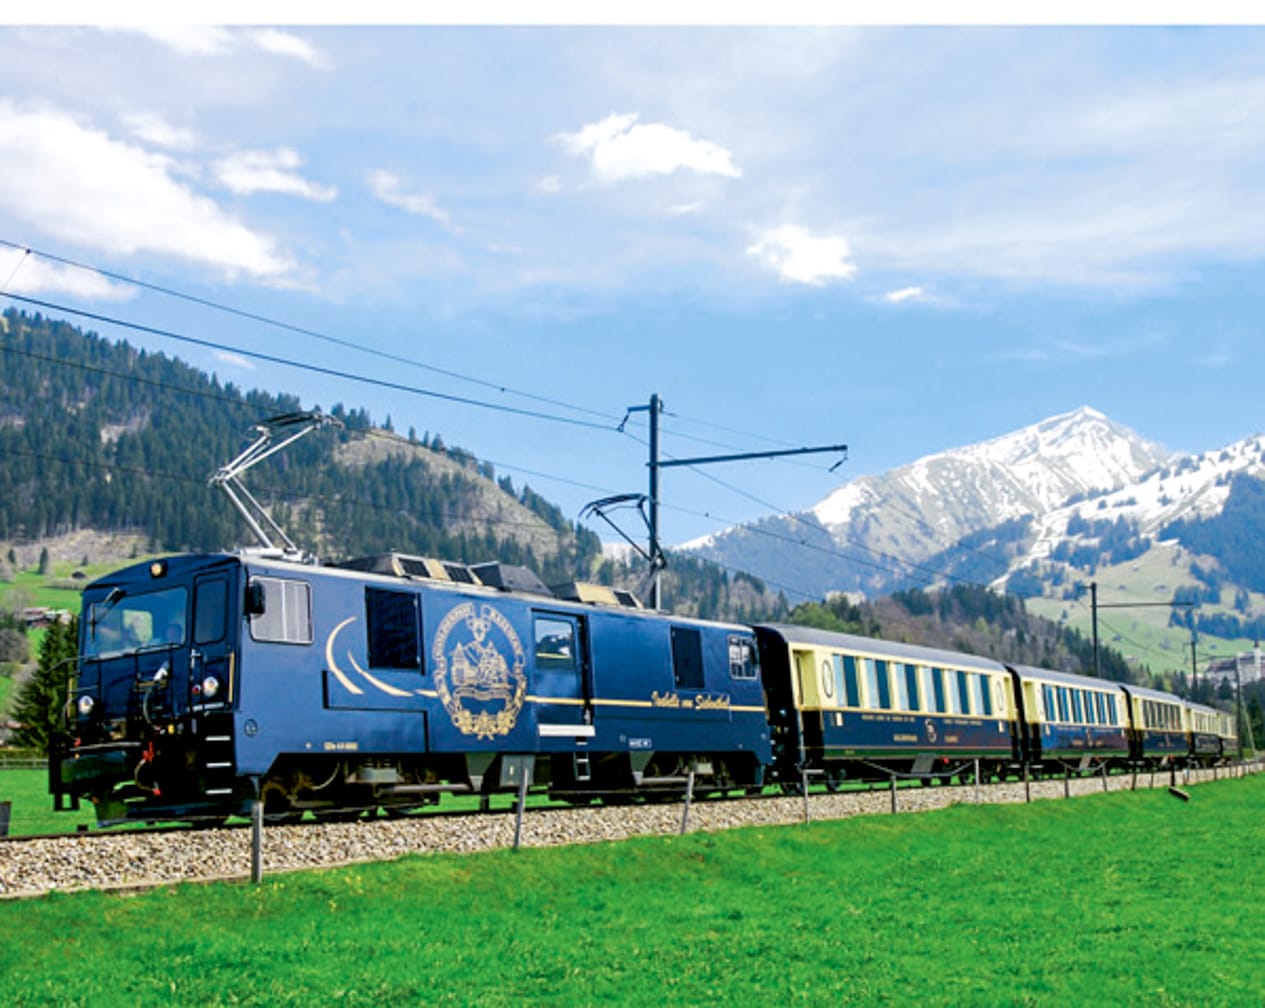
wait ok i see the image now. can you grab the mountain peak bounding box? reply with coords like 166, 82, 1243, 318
686, 407, 1173, 598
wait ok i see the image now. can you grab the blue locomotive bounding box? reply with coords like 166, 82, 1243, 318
53, 551, 770, 824
52, 551, 1238, 825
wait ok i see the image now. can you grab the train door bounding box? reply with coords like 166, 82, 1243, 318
190, 572, 234, 707
531, 612, 593, 737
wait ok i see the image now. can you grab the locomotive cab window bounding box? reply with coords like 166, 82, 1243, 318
671, 626, 705, 689
248, 577, 313, 644
366, 588, 421, 670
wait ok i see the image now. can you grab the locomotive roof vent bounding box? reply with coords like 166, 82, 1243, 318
330, 553, 482, 584
552, 581, 644, 609
468, 562, 555, 597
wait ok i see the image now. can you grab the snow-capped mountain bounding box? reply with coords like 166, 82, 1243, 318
1002, 431, 1265, 586
682, 407, 1198, 599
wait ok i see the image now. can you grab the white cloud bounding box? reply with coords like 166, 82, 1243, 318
534, 174, 562, 195
746, 225, 857, 285
0, 102, 292, 280
667, 202, 703, 216
128, 26, 327, 68
557, 112, 740, 184
216, 148, 337, 202
367, 171, 453, 229
0, 249, 133, 302
121, 111, 198, 152
130, 26, 235, 57
247, 29, 329, 69
213, 349, 255, 371
882, 286, 928, 303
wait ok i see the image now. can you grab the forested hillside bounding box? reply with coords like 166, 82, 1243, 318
0, 308, 597, 583
0, 309, 789, 621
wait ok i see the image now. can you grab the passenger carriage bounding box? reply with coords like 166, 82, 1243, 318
1007, 665, 1129, 773
1119, 684, 1188, 767
1215, 709, 1240, 763
54, 551, 771, 824
1187, 702, 1224, 765
753, 625, 1017, 787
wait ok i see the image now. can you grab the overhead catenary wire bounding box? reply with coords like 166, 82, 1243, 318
3, 286, 1065, 610
0, 291, 616, 433
0, 239, 622, 428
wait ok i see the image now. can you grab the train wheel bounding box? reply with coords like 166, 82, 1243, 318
779, 779, 804, 797
824, 767, 845, 793
260, 781, 301, 825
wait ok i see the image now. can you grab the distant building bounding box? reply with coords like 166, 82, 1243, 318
1206, 649, 1264, 685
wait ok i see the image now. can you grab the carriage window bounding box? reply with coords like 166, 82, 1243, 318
894, 663, 909, 709
194, 578, 228, 645
841, 655, 861, 707
931, 668, 947, 713
896, 663, 919, 711
1071, 691, 1084, 723
249, 577, 312, 644
955, 671, 971, 715
366, 588, 420, 669
728, 636, 758, 680
974, 674, 992, 717
671, 626, 705, 689
861, 659, 889, 709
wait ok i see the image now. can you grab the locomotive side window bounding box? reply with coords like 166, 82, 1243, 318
536, 618, 577, 671
366, 588, 421, 670
194, 577, 228, 645
728, 636, 758, 680
248, 577, 313, 644
671, 626, 705, 689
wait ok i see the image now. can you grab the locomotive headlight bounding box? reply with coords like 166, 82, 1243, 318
77, 695, 95, 717
201, 676, 221, 699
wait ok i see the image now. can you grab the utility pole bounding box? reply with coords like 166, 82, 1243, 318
1091, 581, 1099, 677
594, 394, 847, 611
1190, 634, 1199, 701
1088, 580, 1194, 680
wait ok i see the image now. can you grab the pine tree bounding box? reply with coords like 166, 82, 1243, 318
11, 614, 79, 754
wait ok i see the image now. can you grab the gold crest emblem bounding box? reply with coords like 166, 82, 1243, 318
432, 602, 527, 739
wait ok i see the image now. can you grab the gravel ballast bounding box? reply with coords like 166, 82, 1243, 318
2, 764, 1255, 900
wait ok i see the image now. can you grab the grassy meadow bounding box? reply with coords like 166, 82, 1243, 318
2, 775, 1263, 1006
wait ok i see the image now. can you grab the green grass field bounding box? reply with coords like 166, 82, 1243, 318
0, 769, 96, 835
2, 775, 1263, 1006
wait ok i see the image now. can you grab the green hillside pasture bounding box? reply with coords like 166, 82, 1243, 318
1027, 542, 1265, 676
3, 777, 1263, 1006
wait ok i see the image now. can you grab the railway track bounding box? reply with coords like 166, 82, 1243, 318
3, 763, 1258, 900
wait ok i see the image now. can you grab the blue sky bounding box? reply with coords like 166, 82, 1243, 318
2, 23, 1265, 547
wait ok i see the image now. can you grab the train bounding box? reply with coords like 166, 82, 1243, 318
50, 549, 1239, 825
